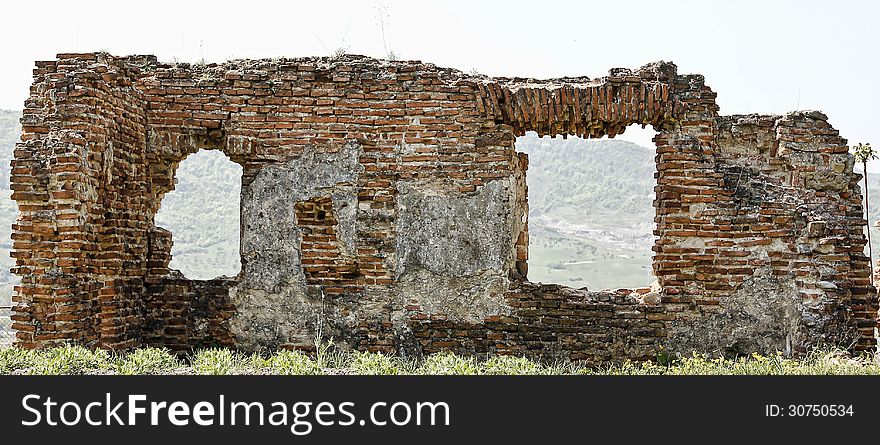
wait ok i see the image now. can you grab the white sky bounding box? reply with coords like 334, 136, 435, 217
1, 0, 877, 168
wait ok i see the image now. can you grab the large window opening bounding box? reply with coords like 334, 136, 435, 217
155, 150, 242, 280
515, 125, 658, 290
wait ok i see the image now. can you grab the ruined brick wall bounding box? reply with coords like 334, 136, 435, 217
9, 53, 877, 362
12, 54, 151, 348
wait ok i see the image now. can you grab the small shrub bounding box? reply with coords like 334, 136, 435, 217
0, 347, 40, 374
543, 360, 591, 375
28, 344, 112, 375
332, 47, 348, 59
242, 352, 271, 372
266, 350, 322, 375
796, 350, 880, 375
349, 351, 399, 375
418, 352, 478, 375
313, 338, 349, 370
115, 347, 180, 375
593, 360, 666, 375
481, 355, 541, 375
192, 348, 242, 375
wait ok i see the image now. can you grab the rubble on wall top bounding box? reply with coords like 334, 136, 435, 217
46, 52, 686, 92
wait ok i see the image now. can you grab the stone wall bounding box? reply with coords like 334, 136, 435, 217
9, 53, 878, 363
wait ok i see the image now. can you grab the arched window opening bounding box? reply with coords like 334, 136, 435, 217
154, 150, 242, 280
515, 125, 658, 290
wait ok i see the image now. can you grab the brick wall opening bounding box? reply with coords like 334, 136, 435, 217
515, 125, 659, 290
154, 150, 242, 280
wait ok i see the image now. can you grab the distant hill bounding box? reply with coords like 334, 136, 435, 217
0, 112, 878, 301
0, 111, 20, 305
516, 134, 657, 289
519, 134, 880, 289
154, 150, 242, 280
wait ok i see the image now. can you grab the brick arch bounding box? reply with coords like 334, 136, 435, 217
475, 62, 684, 139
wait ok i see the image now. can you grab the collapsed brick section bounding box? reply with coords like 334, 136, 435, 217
407, 283, 666, 362
294, 196, 361, 292
8, 53, 878, 363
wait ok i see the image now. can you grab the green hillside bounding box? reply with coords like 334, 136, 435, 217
516, 134, 657, 289
153, 150, 242, 280
0, 111, 20, 305
519, 134, 880, 289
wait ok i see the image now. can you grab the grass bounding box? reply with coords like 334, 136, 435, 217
192, 348, 245, 375
348, 351, 402, 375
0, 345, 878, 375
265, 350, 322, 375
115, 347, 181, 375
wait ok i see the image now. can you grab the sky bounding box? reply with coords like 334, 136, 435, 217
1, 0, 877, 168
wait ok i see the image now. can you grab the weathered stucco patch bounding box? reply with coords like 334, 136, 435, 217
667, 272, 803, 357
240, 141, 362, 291
230, 141, 363, 349
391, 179, 516, 323
395, 178, 516, 277
226, 286, 314, 351
395, 269, 511, 322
